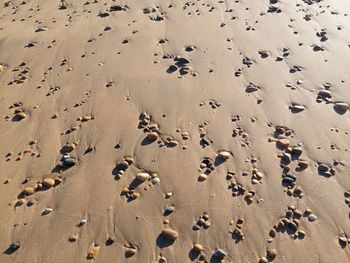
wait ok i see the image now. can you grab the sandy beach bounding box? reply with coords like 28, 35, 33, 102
1, 0, 350, 262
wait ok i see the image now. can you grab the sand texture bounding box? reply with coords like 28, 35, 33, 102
1, 0, 350, 262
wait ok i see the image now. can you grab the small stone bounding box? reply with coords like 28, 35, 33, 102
42, 208, 53, 215
68, 234, 78, 242
218, 150, 231, 160
151, 177, 160, 185
23, 186, 35, 195
277, 138, 290, 148
213, 249, 226, 259
78, 219, 87, 226
269, 228, 277, 238
164, 206, 175, 215
62, 156, 76, 167
125, 247, 137, 256
146, 132, 159, 141
339, 236, 348, 246
266, 248, 277, 260
193, 243, 204, 252
136, 172, 150, 182
290, 104, 305, 112
297, 230, 306, 238
308, 214, 317, 222
198, 173, 207, 181
334, 102, 349, 113
259, 257, 268, 263
161, 228, 178, 240
87, 245, 100, 259
61, 143, 76, 152
42, 178, 55, 187
15, 111, 28, 120
118, 160, 129, 170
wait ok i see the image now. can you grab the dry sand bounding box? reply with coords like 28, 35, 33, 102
1, 0, 350, 262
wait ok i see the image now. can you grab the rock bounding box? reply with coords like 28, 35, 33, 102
42, 178, 55, 187
62, 157, 76, 167
15, 111, 28, 120
297, 230, 306, 238
68, 234, 78, 242
308, 214, 317, 222
318, 163, 330, 172
146, 132, 159, 141
269, 228, 277, 238
87, 245, 100, 259
35, 26, 48, 32
125, 247, 137, 256
339, 236, 348, 246
193, 243, 204, 252
266, 248, 277, 260
292, 146, 303, 156
42, 208, 53, 215
277, 138, 290, 148
167, 65, 178, 73
151, 177, 160, 185
164, 206, 175, 215
78, 219, 87, 226
161, 228, 178, 240
23, 186, 35, 195
198, 173, 207, 181
213, 249, 226, 259
117, 160, 129, 171
61, 143, 76, 152
282, 176, 295, 185
290, 104, 305, 112
334, 102, 349, 113
259, 257, 268, 263
218, 150, 231, 160
245, 83, 259, 92
9, 242, 21, 251
136, 172, 150, 182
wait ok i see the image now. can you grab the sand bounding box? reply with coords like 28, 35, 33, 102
1, 0, 350, 262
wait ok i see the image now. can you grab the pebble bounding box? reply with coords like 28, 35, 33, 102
136, 172, 150, 182
198, 173, 207, 181
308, 214, 317, 222
290, 104, 305, 112
334, 102, 349, 113
42, 178, 55, 187
164, 206, 175, 215
218, 150, 231, 160
266, 248, 277, 260
125, 247, 137, 256
78, 219, 87, 226
68, 234, 78, 242
42, 208, 53, 215
259, 257, 268, 263
151, 177, 160, 185
118, 160, 129, 170
146, 131, 159, 141
161, 228, 179, 240
87, 245, 100, 259
62, 157, 76, 167
277, 138, 290, 148
23, 186, 35, 195
213, 249, 226, 259
193, 243, 204, 252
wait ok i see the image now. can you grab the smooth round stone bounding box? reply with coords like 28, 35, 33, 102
266, 248, 277, 260
282, 176, 295, 185
136, 172, 150, 182
318, 163, 329, 172
161, 228, 178, 240
269, 228, 277, 238
334, 102, 349, 113
42, 178, 55, 187
23, 186, 35, 195
151, 177, 160, 185
290, 104, 305, 112
146, 132, 159, 141
118, 160, 129, 170
193, 243, 204, 252
125, 247, 137, 256
308, 214, 317, 222
277, 138, 290, 148
213, 249, 226, 259
62, 157, 76, 167
164, 206, 175, 215
198, 173, 207, 181
218, 151, 231, 160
